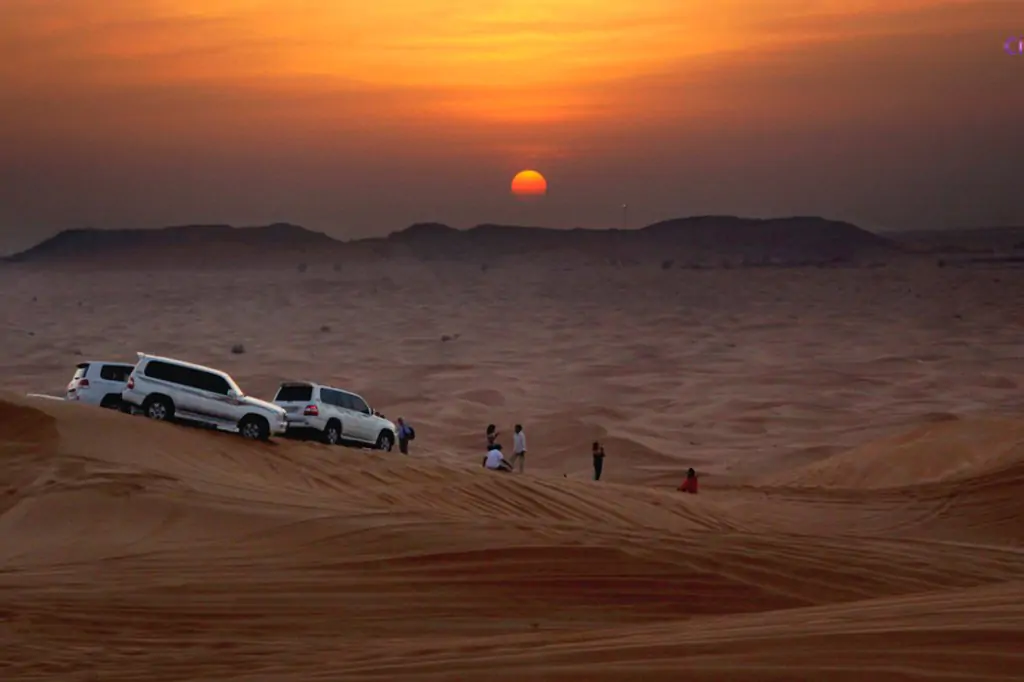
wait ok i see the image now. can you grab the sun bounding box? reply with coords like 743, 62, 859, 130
511, 169, 547, 200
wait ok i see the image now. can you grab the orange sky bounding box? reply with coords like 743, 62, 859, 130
1, 0, 1021, 252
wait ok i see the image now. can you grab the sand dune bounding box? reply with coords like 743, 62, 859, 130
760, 415, 1024, 489
4, 392, 1024, 680
2, 261, 1024, 680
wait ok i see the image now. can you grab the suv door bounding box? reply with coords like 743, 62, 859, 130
342, 392, 374, 442
192, 370, 238, 424
141, 361, 202, 415
142, 361, 229, 423
320, 388, 350, 437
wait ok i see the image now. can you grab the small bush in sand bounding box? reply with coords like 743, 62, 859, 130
320, 325, 331, 333
661, 259, 674, 270
297, 263, 308, 273
231, 344, 246, 355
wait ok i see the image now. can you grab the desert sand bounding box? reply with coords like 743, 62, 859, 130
3, 258, 1024, 680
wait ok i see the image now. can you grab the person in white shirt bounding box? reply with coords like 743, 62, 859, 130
510, 424, 527, 473
483, 444, 513, 472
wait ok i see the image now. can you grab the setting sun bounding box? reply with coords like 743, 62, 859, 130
511, 170, 547, 199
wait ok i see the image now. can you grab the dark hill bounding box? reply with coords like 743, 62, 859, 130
5, 223, 339, 265
7, 216, 899, 268
387, 222, 459, 240
639, 215, 895, 263
385, 216, 897, 265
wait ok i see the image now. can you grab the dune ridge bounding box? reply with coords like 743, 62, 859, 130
3, 393, 1024, 680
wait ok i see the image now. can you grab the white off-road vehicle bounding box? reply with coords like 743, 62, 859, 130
272, 381, 396, 450
65, 360, 136, 410
121, 353, 288, 441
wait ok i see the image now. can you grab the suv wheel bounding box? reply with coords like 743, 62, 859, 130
376, 431, 394, 452
239, 415, 270, 441
323, 421, 341, 445
143, 396, 174, 421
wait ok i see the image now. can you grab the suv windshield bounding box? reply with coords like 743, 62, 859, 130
275, 384, 313, 402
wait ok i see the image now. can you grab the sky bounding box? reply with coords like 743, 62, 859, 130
1, 0, 1022, 254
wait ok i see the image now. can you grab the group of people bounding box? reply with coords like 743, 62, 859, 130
480, 425, 695, 490
397, 420, 696, 491
482, 423, 528, 473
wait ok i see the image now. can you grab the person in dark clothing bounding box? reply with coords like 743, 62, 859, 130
592, 441, 605, 481
396, 417, 414, 455
486, 424, 499, 450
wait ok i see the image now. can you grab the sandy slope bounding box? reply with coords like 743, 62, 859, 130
2, 261, 1024, 680
3, 396, 1024, 680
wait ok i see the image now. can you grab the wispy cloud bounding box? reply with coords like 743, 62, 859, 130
1, 0, 1018, 132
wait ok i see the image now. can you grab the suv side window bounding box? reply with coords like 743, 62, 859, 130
348, 394, 371, 415
193, 370, 231, 395
332, 392, 354, 412
143, 361, 230, 395
100, 364, 133, 382
321, 388, 341, 407
144, 360, 183, 384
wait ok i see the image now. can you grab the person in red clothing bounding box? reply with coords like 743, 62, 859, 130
678, 467, 699, 493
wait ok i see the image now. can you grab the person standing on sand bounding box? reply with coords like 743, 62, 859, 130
396, 417, 414, 455
592, 441, 605, 481
486, 424, 499, 450
510, 424, 527, 473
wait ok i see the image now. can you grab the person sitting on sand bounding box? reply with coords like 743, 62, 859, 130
678, 467, 699, 494
483, 444, 513, 472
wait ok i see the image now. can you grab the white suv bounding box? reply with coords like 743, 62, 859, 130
272, 381, 396, 450
65, 360, 136, 411
122, 353, 288, 441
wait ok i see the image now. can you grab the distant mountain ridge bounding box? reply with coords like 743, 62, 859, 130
5, 216, 900, 267
379, 216, 897, 265
6, 223, 337, 262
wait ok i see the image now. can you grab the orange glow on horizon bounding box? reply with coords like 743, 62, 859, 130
511, 170, 548, 197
